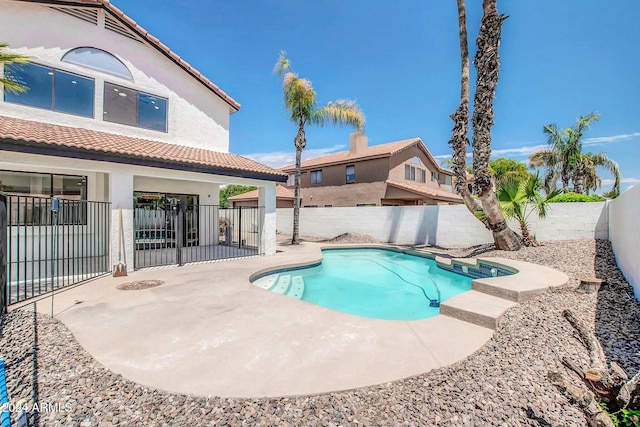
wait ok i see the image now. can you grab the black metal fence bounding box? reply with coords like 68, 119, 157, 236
4, 193, 111, 305
1, 194, 6, 314
134, 204, 263, 269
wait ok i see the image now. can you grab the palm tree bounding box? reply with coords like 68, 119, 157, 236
448, 0, 484, 219
529, 112, 619, 196
468, 0, 521, 250
495, 173, 561, 247
0, 42, 31, 94
573, 152, 620, 197
274, 51, 365, 245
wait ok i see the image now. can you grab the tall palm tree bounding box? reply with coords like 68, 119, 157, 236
529, 112, 621, 196
469, 0, 521, 250
448, 0, 484, 219
0, 42, 31, 94
495, 173, 561, 247
573, 152, 620, 197
274, 51, 365, 245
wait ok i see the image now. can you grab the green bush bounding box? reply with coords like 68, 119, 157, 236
549, 193, 605, 203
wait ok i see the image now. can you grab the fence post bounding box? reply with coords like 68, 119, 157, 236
237, 206, 242, 249
0, 193, 6, 315
176, 203, 183, 266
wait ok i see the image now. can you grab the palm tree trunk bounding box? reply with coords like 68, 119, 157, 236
519, 220, 536, 247
573, 162, 585, 194
292, 122, 306, 245
449, 0, 485, 218
471, 0, 521, 251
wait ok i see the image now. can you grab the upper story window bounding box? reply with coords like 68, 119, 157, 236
418, 169, 426, 183
4, 63, 94, 118
62, 47, 133, 80
103, 82, 168, 132
346, 165, 355, 183
406, 164, 426, 183
431, 171, 436, 182
310, 170, 323, 184
287, 174, 295, 186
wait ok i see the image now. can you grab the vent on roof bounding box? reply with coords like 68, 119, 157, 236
49, 6, 98, 25
105, 14, 144, 44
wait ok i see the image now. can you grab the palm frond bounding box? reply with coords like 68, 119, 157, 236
1, 42, 31, 94
312, 99, 365, 132
273, 50, 291, 77
281, 72, 317, 124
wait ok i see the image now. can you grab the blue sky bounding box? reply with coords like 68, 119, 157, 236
115, 0, 640, 193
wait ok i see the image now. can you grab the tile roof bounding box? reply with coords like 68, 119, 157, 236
0, 115, 287, 181
279, 138, 453, 174
386, 180, 463, 203
228, 184, 294, 201
13, 0, 240, 111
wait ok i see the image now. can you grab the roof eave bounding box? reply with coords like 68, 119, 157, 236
0, 138, 287, 183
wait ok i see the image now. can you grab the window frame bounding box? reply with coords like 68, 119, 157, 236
3, 62, 95, 118
103, 82, 168, 132
345, 165, 356, 184
310, 170, 323, 184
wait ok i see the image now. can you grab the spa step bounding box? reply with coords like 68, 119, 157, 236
440, 290, 517, 330
286, 276, 304, 299
252, 274, 277, 290
271, 274, 291, 294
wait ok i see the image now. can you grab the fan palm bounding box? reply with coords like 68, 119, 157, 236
0, 42, 31, 94
496, 173, 561, 247
274, 51, 365, 245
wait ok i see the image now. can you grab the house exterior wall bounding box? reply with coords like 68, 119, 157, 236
1, 1, 231, 152
609, 185, 640, 298
388, 145, 454, 193
301, 182, 387, 207
297, 157, 390, 187
232, 199, 293, 208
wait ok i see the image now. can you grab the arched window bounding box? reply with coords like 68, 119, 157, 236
62, 47, 132, 80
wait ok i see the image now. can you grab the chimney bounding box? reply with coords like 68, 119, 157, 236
349, 132, 368, 155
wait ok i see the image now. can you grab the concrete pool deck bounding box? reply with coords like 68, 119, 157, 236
13, 242, 568, 398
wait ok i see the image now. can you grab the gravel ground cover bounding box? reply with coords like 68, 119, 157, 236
1, 239, 639, 426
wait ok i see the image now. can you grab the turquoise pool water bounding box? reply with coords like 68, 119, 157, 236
253, 248, 473, 320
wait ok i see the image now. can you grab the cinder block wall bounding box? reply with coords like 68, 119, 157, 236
276, 202, 608, 247
608, 185, 640, 298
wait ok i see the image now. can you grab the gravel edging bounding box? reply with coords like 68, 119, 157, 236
1, 239, 639, 426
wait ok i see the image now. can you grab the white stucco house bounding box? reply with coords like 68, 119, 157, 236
0, 0, 286, 298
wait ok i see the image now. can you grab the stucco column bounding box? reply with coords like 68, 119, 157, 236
110, 170, 134, 272
258, 185, 276, 256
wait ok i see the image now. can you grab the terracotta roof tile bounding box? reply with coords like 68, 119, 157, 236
279, 138, 453, 175
14, 0, 241, 111
0, 115, 286, 181
228, 184, 294, 201
386, 180, 462, 202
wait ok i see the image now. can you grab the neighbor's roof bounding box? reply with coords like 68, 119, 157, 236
13, 0, 240, 112
0, 115, 287, 182
279, 137, 453, 175
228, 184, 294, 201
386, 180, 463, 203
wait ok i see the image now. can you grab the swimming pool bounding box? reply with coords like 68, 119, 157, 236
252, 248, 476, 320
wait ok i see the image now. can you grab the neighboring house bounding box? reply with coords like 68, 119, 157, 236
228, 184, 294, 208
279, 133, 462, 207
0, 0, 286, 297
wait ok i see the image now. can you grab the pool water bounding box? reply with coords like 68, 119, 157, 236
253, 248, 473, 320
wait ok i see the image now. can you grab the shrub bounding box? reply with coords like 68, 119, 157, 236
549, 193, 605, 203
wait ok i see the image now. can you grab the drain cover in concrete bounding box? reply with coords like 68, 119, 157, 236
117, 280, 164, 291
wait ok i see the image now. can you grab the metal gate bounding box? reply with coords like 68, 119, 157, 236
4, 193, 111, 305
134, 203, 263, 269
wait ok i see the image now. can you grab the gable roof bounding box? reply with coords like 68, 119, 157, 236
386, 180, 462, 203
0, 115, 287, 182
13, 0, 240, 112
279, 137, 453, 175
228, 184, 294, 202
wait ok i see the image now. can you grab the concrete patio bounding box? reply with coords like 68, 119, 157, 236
12, 242, 567, 398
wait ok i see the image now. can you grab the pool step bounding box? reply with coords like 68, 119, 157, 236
440, 290, 517, 330
252, 274, 305, 299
